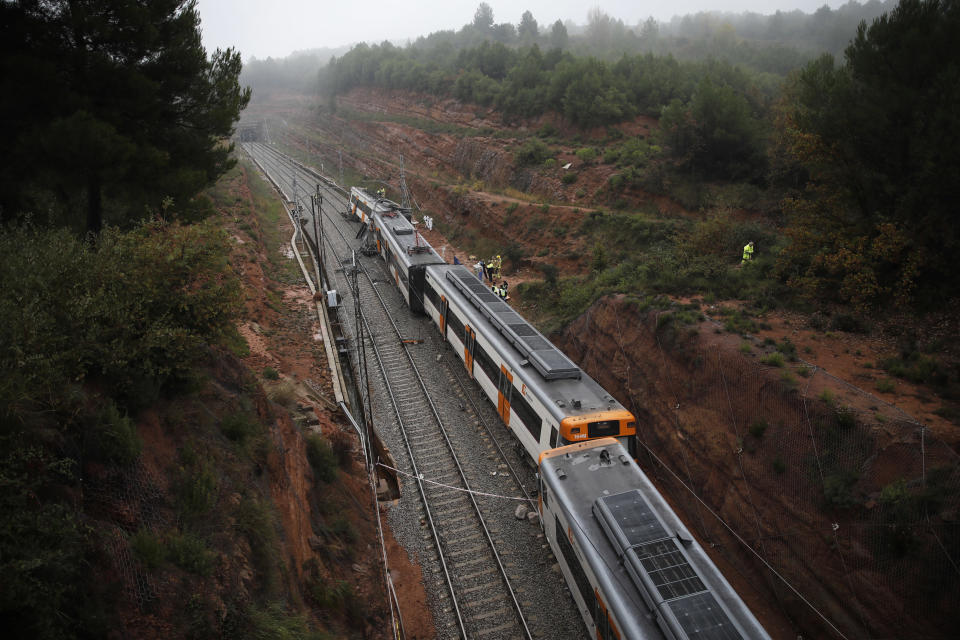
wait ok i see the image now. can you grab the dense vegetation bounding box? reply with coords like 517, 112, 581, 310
320, 2, 895, 120
326, 0, 960, 312
0, 0, 250, 234
0, 220, 244, 638
775, 0, 960, 309
0, 2, 317, 637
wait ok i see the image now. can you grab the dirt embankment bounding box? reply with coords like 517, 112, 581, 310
557, 295, 960, 640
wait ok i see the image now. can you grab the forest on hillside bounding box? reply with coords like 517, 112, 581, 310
317, 0, 959, 312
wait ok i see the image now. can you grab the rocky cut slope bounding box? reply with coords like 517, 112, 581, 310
557, 295, 960, 640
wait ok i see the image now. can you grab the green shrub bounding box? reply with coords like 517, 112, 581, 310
722, 311, 758, 335
575, 147, 598, 164
166, 532, 215, 576
881, 352, 952, 390
505, 202, 519, 214
537, 123, 557, 138
504, 243, 527, 274
749, 419, 768, 438
760, 353, 784, 367
933, 405, 960, 425
220, 412, 260, 445
263, 366, 279, 380
514, 139, 552, 166
834, 406, 857, 430
829, 313, 868, 333
329, 516, 357, 544
235, 496, 279, 592
308, 577, 362, 623
268, 380, 298, 408
875, 378, 896, 393
177, 458, 218, 524
0, 222, 242, 416
819, 389, 836, 405
90, 400, 142, 465
739, 341, 753, 354
561, 172, 578, 184
772, 457, 786, 474
538, 264, 559, 288
591, 242, 608, 272
306, 434, 338, 482
233, 602, 321, 639
543, 158, 557, 168
822, 470, 860, 508
0, 445, 105, 639
131, 529, 165, 570
776, 338, 798, 361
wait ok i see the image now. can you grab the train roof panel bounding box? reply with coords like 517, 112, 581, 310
594, 491, 744, 638
540, 440, 770, 640
426, 265, 624, 422
444, 267, 580, 380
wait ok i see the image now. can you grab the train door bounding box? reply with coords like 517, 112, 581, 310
439, 296, 448, 339
464, 326, 476, 377
497, 365, 513, 425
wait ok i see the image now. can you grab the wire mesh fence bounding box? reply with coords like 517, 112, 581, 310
585, 304, 960, 639
84, 461, 170, 609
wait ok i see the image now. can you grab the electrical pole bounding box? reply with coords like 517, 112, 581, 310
316, 184, 324, 275
311, 193, 321, 290
399, 153, 412, 210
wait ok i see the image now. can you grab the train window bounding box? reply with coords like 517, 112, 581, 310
595, 594, 614, 640
474, 342, 498, 385
588, 420, 620, 438
550, 426, 559, 448
556, 516, 594, 617
511, 389, 542, 442
447, 310, 465, 343
424, 279, 439, 310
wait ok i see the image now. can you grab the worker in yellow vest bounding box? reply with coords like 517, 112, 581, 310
742, 241, 755, 265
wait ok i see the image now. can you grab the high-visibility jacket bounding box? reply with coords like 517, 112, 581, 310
742, 243, 754, 263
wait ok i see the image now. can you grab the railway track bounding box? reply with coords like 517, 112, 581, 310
243, 142, 588, 639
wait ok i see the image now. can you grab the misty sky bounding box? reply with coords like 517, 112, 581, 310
196, 0, 846, 60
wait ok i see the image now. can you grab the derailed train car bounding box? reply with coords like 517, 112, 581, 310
539, 439, 771, 640
349, 187, 443, 314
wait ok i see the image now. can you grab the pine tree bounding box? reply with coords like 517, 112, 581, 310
0, 0, 250, 234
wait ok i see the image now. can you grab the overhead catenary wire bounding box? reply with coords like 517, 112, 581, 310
376, 462, 530, 502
